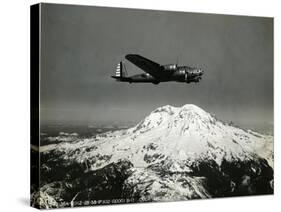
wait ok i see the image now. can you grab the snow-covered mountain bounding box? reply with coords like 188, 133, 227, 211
33, 104, 274, 208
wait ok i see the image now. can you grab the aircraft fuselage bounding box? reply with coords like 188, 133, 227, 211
111, 54, 204, 84
114, 66, 203, 84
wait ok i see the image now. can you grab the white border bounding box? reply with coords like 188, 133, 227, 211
0, 0, 279, 211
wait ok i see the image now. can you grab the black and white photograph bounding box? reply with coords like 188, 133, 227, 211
30, 3, 273, 209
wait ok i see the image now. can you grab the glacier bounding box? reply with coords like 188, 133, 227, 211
32, 104, 274, 208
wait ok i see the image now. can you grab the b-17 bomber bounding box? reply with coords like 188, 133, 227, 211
111, 54, 204, 84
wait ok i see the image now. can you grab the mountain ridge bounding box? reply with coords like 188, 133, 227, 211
34, 104, 273, 208
41, 104, 273, 169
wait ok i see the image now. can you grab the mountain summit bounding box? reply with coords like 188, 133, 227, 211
35, 104, 274, 208
133, 104, 215, 134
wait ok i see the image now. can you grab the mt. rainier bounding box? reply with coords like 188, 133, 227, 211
34, 104, 273, 208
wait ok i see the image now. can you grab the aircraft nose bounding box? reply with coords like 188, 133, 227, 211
199, 69, 204, 75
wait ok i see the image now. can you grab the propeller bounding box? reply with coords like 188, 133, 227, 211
185, 71, 188, 82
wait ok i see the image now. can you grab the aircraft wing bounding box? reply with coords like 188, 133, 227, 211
125, 54, 163, 79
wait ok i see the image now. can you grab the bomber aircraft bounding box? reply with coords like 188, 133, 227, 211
111, 54, 204, 84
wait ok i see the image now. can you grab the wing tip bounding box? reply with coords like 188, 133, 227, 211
125, 54, 139, 59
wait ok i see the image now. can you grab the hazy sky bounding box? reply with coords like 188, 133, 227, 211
40, 3, 273, 128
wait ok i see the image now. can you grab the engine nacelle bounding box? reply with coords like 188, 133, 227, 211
162, 64, 177, 71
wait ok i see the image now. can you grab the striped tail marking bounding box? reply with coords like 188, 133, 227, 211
115, 62, 122, 77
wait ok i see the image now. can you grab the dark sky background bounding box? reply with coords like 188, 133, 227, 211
40, 4, 273, 130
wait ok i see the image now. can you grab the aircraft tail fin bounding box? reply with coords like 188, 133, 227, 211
113, 61, 127, 78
